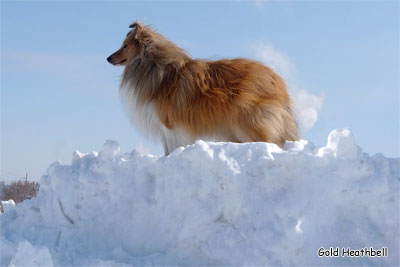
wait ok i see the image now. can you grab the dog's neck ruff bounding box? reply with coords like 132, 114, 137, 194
121, 58, 166, 105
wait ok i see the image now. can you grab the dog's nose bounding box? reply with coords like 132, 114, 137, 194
107, 56, 112, 63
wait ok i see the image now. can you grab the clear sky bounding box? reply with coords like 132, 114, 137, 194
1, 0, 399, 181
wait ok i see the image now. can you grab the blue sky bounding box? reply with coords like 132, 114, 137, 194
1, 1, 399, 181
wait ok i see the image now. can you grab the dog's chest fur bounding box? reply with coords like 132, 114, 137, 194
120, 87, 163, 139
120, 86, 200, 154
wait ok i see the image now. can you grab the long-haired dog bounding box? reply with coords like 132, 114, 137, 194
107, 22, 300, 155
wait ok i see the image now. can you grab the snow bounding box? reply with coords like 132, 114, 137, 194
1, 128, 399, 266
1, 200, 16, 214
8, 240, 53, 267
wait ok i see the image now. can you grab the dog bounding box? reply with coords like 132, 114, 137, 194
107, 21, 300, 155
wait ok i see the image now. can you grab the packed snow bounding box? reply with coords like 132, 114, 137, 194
1, 129, 399, 266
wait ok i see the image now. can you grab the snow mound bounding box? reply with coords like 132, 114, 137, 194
1, 129, 399, 266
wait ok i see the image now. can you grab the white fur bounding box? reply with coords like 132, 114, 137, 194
120, 86, 162, 139
120, 85, 195, 155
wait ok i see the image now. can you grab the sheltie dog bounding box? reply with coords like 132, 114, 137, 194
107, 21, 299, 155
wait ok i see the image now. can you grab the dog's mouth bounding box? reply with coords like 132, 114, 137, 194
115, 59, 127, 65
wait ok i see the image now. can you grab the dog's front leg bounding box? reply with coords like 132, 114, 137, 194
161, 132, 169, 155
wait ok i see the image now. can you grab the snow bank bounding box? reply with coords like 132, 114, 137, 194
1, 129, 399, 266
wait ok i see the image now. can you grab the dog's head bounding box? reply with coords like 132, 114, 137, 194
107, 21, 145, 66
108, 21, 191, 68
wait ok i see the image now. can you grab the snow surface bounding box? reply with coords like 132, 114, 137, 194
1, 129, 399, 266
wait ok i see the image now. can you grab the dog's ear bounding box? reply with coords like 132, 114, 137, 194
129, 21, 142, 30
129, 21, 145, 40
131, 23, 149, 43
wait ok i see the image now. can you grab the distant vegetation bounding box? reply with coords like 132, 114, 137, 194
0, 180, 40, 213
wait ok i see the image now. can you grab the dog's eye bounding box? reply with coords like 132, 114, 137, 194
123, 44, 128, 49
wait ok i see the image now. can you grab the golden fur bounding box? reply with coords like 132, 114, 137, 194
107, 21, 300, 155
